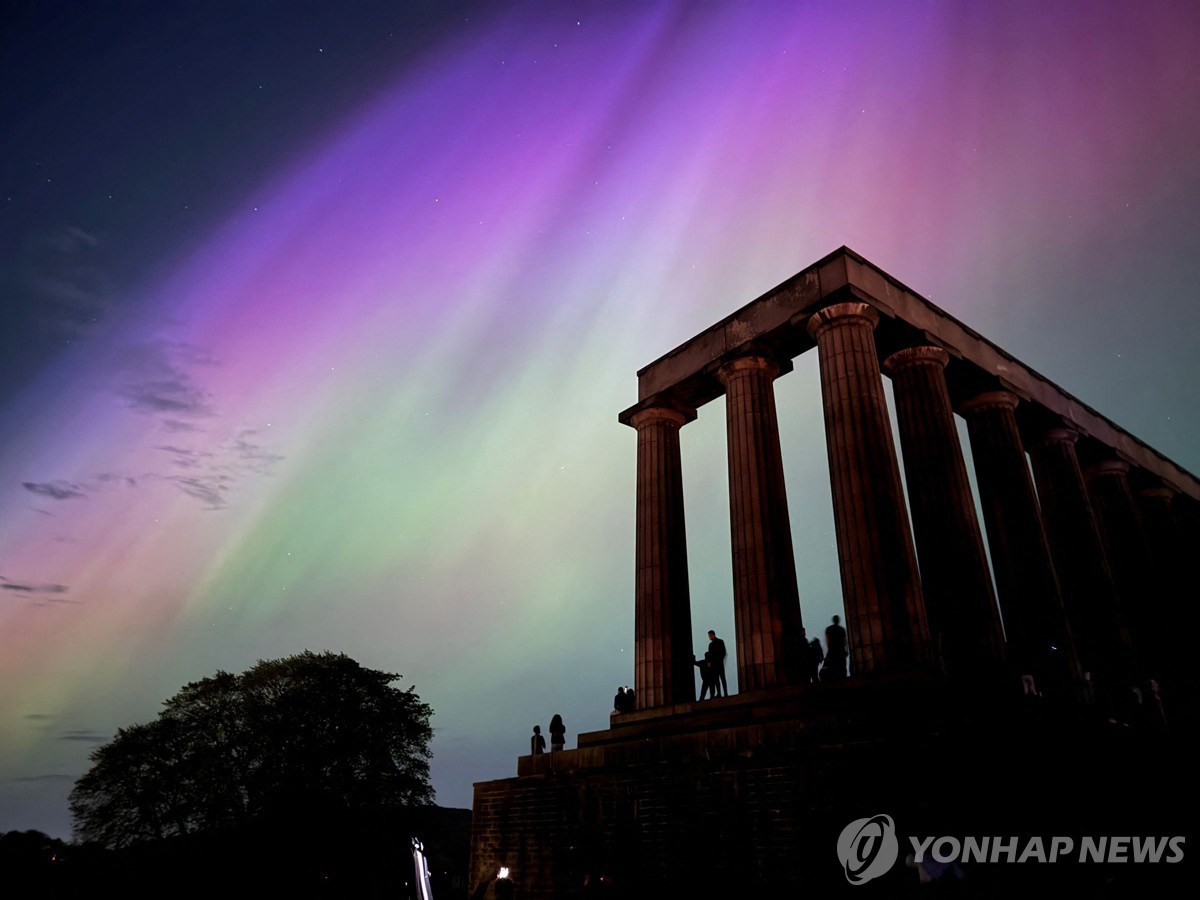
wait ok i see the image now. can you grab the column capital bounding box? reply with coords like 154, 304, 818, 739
621, 399, 696, 429
806, 301, 880, 339
882, 345, 949, 375
1037, 426, 1079, 448
629, 406, 690, 430
716, 354, 780, 384
1086, 459, 1131, 479
1138, 485, 1177, 501
959, 390, 1020, 415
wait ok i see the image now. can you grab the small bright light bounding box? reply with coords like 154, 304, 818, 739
498, 867, 510, 878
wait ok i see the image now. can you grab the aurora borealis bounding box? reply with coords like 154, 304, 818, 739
3, 1, 1199, 837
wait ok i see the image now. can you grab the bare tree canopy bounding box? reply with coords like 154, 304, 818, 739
70, 651, 434, 848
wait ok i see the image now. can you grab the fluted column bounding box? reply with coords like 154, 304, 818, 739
717, 355, 803, 691
1140, 488, 1200, 718
1137, 487, 1181, 573
1030, 429, 1136, 686
883, 346, 1005, 682
807, 303, 931, 676
959, 391, 1084, 698
1085, 461, 1156, 670
631, 407, 695, 707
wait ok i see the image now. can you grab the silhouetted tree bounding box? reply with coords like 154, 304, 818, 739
69, 651, 434, 848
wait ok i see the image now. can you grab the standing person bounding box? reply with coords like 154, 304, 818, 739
821, 614, 848, 681
809, 633, 825, 683
549, 713, 566, 752
530, 725, 546, 755
693, 653, 718, 700
707, 629, 728, 697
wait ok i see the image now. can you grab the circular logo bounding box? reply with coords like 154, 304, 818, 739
836, 813, 899, 885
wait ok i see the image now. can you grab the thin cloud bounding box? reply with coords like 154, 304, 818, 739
1, 581, 69, 595
33, 596, 80, 607
147, 430, 283, 510
93, 472, 137, 488
59, 730, 107, 744
120, 376, 213, 416
22, 480, 86, 500
24, 226, 115, 336
231, 436, 285, 475
1, 579, 76, 607
48, 225, 99, 252
155, 445, 198, 469
115, 341, 216, 418
169, 475, 227, 509
154, 445, 217, 471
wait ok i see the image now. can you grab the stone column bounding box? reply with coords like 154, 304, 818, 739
631, 407, 695, 707
807, 303, 931, 677
1137, 487, 1181, 573
717, 355, 804, 692
1085, 461, 1156, 668
883, 346, 1005, 682
959, 391, 1084, 698
1142, 488, 1200, 718
1030, 429, 1136, 685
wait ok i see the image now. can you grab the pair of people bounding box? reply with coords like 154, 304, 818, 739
795, 615, 848, 681
694, 629, 728, 700
798, 626, 824, 682
613, 685, 636, 713
529, 714, 566, 754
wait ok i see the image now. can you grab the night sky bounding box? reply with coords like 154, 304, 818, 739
3, 0, 1199, 838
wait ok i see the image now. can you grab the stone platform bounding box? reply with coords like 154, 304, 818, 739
469, 678, 1191, 897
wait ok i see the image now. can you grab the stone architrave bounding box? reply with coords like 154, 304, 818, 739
1030, 428, 1136, 684
631, 407, 696, 707
716, 355, 804, 692
959, 391, 1084, 697
807, 303, 931, 677
883, 345, 1005, 681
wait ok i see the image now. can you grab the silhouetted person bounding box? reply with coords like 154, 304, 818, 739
694, 653, 718, 700
809, 635, 824, 682
821, 614, 848, 681
623, 685, 635, 711
613, 687, 624, 714
707, 629, 728, 697
549, 713, 566, 752
798, 626, 820, 683
530, 725, 546, 755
